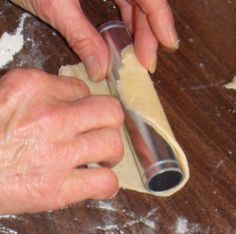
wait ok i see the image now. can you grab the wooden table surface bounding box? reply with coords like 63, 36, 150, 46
0, 0, 236, 233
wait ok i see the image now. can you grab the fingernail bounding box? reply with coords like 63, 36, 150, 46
85, 56, 101, 81
148, 49, 157, 74
160, 40, 180, 54
168, 25, 179, 50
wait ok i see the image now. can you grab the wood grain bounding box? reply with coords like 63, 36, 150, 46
0, 0, 235, 233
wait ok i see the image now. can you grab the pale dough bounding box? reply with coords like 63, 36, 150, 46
59, 46, 189, 197
224, 76, 236, 90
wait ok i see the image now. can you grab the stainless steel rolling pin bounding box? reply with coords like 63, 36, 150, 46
97, 21, 183, 193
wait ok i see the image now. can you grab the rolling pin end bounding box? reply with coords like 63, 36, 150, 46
145, 161, 183, 192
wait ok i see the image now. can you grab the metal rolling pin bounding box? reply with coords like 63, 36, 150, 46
97, 21, 183, 193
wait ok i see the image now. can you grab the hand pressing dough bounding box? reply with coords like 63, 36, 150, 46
59, 46, 189, 197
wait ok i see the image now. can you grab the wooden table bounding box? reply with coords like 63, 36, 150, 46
0, 0, 235, 233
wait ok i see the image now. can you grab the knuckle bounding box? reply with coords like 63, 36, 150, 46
76, 79, 90, 94
3, 68, 44, 94
4, 68, 24, 78
68, 33, 93, 58
100, 96, 121, 110
3, 68, 26, 86
92, 96, 124, 126
2, 69, 30, 97
62, 76, 90, 96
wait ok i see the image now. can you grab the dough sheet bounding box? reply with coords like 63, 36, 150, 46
59, 46, 189, 196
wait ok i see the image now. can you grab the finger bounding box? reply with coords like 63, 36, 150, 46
53, 75, 91, 101
37, 0, 108, 81
55, 168, 119, 209
57, 128, 124, 168
34, 72, 91, 101
115, 0, 158, 72
1, 68, 90, 102
61, 96, 124, 134
115, 0, 133, 33
0, 167, 118, 213
134, 7, 158, 73
136, 0, 179, 49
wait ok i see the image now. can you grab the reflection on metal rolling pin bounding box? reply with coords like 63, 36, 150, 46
97, 21, 183, 193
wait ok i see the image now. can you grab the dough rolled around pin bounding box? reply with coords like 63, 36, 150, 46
59, 45, 189, 197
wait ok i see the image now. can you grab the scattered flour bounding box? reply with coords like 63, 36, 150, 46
0, 224, 17, 234
224, 76, 236, 90
86, 200, 117, 212
96, 200, 117, 212
96, 224, 121, 232
85, 199, 159, 232
175, 217, 188, 234
0, 215, 18, 219
215, 159, 224, 169
16, 19, 51, 69
174, 216, 209, 234
188, 38, 194, 43
122, 208, 157, 230
0, 13, 30, 69
0, 215, 20, 234
182, 80, 226, 91
93, 204, 159, 233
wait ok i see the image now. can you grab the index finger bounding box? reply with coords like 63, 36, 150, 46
57, 96, 124, 135
136, 0, 179, 49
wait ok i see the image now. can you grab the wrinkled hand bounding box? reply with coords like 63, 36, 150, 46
0, 69, 124, 214
11, 0, 178, 78
115, 0, 178, 73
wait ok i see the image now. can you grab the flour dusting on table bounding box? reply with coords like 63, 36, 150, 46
89, 200, 158, 233
0, 215, 20, 234
0, 13, 30, 69
96, 200, 117, 212
0, 214, 18, 219
0, 224, 17, 234
174, 216, 209, 234
86, 200, 117, 212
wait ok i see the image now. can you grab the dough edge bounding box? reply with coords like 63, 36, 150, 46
224, 76, 236, 90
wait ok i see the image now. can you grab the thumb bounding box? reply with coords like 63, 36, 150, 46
11, 0, 108, 81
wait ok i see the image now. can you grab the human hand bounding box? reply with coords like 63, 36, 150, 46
10, 0, 177, 77
0, 69, 124, 214
115, 0, 178, 73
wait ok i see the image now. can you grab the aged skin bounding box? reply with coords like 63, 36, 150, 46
0, 69, 124, 214
10, 0, 178, 78
0, 0, 177, 214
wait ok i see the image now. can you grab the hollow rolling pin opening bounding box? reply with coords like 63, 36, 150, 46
97, 21, 183, 193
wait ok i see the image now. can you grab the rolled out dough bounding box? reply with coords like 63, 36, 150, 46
59, 46, 189, 197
